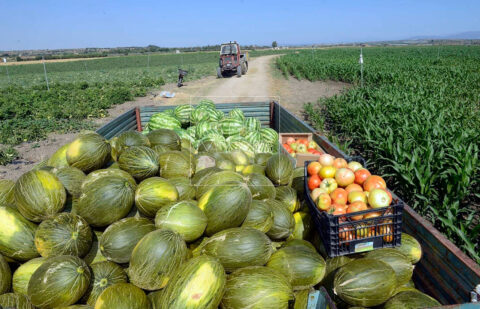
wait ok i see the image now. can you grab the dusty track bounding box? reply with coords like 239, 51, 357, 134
0, 55, 349, 180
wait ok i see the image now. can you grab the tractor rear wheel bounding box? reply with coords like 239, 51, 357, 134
217, 67, 223, 78
241, 63, 247, 75
236, 65, 242, 77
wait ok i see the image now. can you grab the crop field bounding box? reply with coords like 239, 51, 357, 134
277, 46, 480, 262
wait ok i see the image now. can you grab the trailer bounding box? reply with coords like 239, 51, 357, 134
97, 101, 480, 308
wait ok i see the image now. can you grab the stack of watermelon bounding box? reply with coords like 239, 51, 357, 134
144, 99, 279, 155
0, 114, 440, 308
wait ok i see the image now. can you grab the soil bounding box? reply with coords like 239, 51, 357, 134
0, 55, 349, 181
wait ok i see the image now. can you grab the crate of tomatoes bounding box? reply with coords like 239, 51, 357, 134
304, 154, 404, 257
279, 133, 325, 167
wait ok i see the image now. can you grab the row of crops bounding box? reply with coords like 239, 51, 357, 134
276, 46, 480, 263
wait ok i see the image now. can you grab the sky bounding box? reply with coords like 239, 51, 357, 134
1, 0, 480, 51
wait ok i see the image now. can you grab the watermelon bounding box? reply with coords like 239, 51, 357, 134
28, 255, 91, 308
152, 255, 226, 309
255, 153, 272, 165
66, 133, 111, 172
12, 257, 46, 296
242, 164, 265, 175
245, 131, 262, 144
197, 99, 216, 110
244, 173, 276, 200
229, 141, 255, 159
384, 290, 441, 309
0, 293, 35, 309
14, 170, 66, 222
159, 151, 195, 179
244, 117, 261, 131
265, 199, 295, 240
396, 233, 422, 264
0, 179, 15, 206
83, 261, 127, 306
147, 129, 181, 150
333, 258, 396, 307
288, 211, 311, 240
254, 142, 273, 154
229, 108, 245, 120
364, 248, 414, 286
212, 109, 225, 121
195, 121, 216, 138
221, 266, 293, 309
94, 283, 150, 309
0, 253, 11, 294
0, 206, 39, 261
193, 227, 273, 272
242, 200, 274, 233
219, 118, 245, 136
168, 177, 196, 200
99, 217, 155, 264
47, 143, 70, 168
267, 244, 326, 290
76, 175, 135, 227
174, 105, 195, 125
155, 200, 207, 242
266, 154, 293, 186
148, 112, 182, 130
260, 128, 279, 145
191, 107, 212, 124
34, 213, 92, 258
128, 229, 189, 290
135, 177, 178, 217
112, 131, 151, 160
118, 146, 159, 180
52, 166, 86, 198
81, 168, 137, 191
198, 181, 252, 236
195, 170, 243, 200
226, 134, 245, 145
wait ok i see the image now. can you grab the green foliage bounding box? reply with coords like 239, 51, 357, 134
0, 146, 18, 165
282, 46, 480, 263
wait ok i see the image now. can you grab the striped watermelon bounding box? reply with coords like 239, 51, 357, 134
173, 129, 195, 143
197, 99, 216, 110
148, 113, 181, 130
219, 118, 245, 137
211, 109, 225, 121
245, 131, 262, 145
255, 142, 273, 153
244, 117, 261, 131
195, 122, 217, 139
230, 141, 255, 160
226, 135, 245, 145
260, 128, 279, 145
174, 105, 194, 125
191, 107, 211, 125
229, 108, 245, 121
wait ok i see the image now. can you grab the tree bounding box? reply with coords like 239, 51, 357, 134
272, 41, 278, 48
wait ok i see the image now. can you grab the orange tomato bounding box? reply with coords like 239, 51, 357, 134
307, 162, 322, 176
346, 201, 368, 220
345, 183, 363, 194
333, 158, 348, 169
283, 143, 292, 153
363, 175, 387, 191
330, 188, 348, 205
335, 168, 355, 187
354, 168, 371, 185
308, 175, 321, 190
316, 193, 332, 211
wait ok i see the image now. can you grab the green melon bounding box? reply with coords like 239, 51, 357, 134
265, 154, 293, 186
364, 248, 414, 286
159, 151, 195, 179
230, 149, 250, 166
76, 175, 135, 227
28, 255, 91, 308
14, 169, 66, 222
333, 258, 396, 307
112, 131, 151, 160
94, 283, 150, 309
0, 179, 15, 206
288, 211, 311, 240
191, 166, 221, 186
221, 266, 293, 309
81, 168, 137, 191
155, 200, 207, 242
135, 177, 179, 217
229, 141, 255, 160
84, 230, 107, 265
193, 227, 273, 272
195, 170, 244, 200
59, 305, 93, 309
291, 167, 305, 197
265, 199, 295, 240
52, 166, 86, 198
12, 257, 46, 295
395, 233, 422, 264
0, 293, 36, 309
195, 154, 216, 173
255, 153, 273, 166
99, 217, 155, 264
216, 159, 236, 171
267, 244, 326, 290
168, 177, 196, 200
242, 200, 274, 233
153, 255, 226, 309
34, 213, 92, 258
66, 133, 111, 172
282, 239, 317, 252
83, 261, 128, 306
0, 253, 11, 294
198, 181, 252, 236
147, 129, 181, 150
118, 146, 159, 180
128, 229, 189, 290
293, 289, 310, 309
383, 290, 441, 309
0, 206, 39, 261
241, 164, 265, 175
275, 186, 300, 212
47, 143, 70, 168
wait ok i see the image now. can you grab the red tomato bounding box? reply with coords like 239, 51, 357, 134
307, 148, 316, 153
307, 162, 322, 176
308, 175, 321, 190
363, 175, 387, 191
298, 139, 309, 146
354, 168, 371, 185
283, 143, 292, 153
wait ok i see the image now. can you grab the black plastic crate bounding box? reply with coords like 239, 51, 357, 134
304, 159, 404, 257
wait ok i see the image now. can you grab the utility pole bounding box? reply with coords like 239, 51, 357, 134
42, 56, 50, 90
3, 58, 10, 83
359, 47, 364, 88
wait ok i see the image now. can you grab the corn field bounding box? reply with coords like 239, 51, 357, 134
277, 46, 480, 263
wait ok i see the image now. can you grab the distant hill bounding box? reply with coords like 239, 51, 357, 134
408, 31, 480, 40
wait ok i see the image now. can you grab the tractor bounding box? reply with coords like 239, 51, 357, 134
217, 41, 248, 78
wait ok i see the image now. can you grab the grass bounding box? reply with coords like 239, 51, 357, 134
278, 46, 480, 263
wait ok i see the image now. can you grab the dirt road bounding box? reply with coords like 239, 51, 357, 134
0, 55, 349, 180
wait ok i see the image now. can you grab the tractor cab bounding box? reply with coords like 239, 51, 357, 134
217, 41, 248, 78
